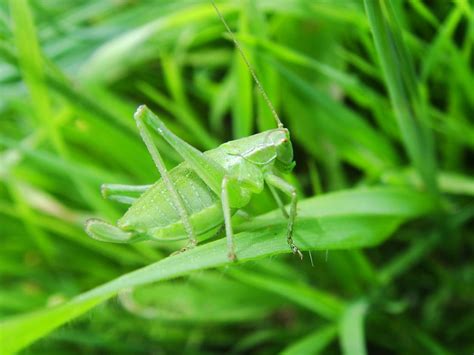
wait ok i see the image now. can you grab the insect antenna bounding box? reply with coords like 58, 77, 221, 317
210, 1, 284, 129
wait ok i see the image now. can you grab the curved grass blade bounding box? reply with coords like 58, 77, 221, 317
80, 3, 236, 83
0, 187, 435, 353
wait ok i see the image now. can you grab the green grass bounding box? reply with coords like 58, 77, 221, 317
0, 0, 473, 354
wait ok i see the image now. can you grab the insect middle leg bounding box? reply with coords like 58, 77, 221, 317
134, 110, 197, 249
221, 164, 263, 261
265, 174, 303, 259
221, 175, 236, 261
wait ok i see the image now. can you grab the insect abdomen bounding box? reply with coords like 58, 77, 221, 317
118, 163, 221, 239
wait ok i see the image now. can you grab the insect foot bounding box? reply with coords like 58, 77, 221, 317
228, 250, 237, 262
290, 243, 304, 260
170, 240, 197, 257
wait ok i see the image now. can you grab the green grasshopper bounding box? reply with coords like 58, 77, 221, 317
85, 3, 302, 261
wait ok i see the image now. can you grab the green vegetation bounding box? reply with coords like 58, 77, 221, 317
1, 0, 473, 353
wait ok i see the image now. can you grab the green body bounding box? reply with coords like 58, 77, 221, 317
119, 129, 291, 240
87, 105, 301, 260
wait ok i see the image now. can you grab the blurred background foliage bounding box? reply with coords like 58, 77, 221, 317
0, 0, 473, 354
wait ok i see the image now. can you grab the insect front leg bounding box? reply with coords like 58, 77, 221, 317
267, 183, 289, 219
134, 109, 197, 249
101, 184, 152, 205
265, 174, 303, 259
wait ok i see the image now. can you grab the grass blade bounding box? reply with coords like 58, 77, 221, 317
231, 5, 254, 138
276, 62, 399, 174
281, 324, 338, 355
339, 300, 368, 355
364, 0, 438, 196
0, 186, 434, 353
80, 3, 236, 83
229, 268, 345, 320
9, 0, 51, 128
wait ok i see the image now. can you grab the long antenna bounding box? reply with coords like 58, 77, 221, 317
210, 1, 283, 128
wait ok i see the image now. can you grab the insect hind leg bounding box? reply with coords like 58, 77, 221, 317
134, 106, 197, 249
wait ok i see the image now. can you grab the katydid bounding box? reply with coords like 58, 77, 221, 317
85, 3, 302, 261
